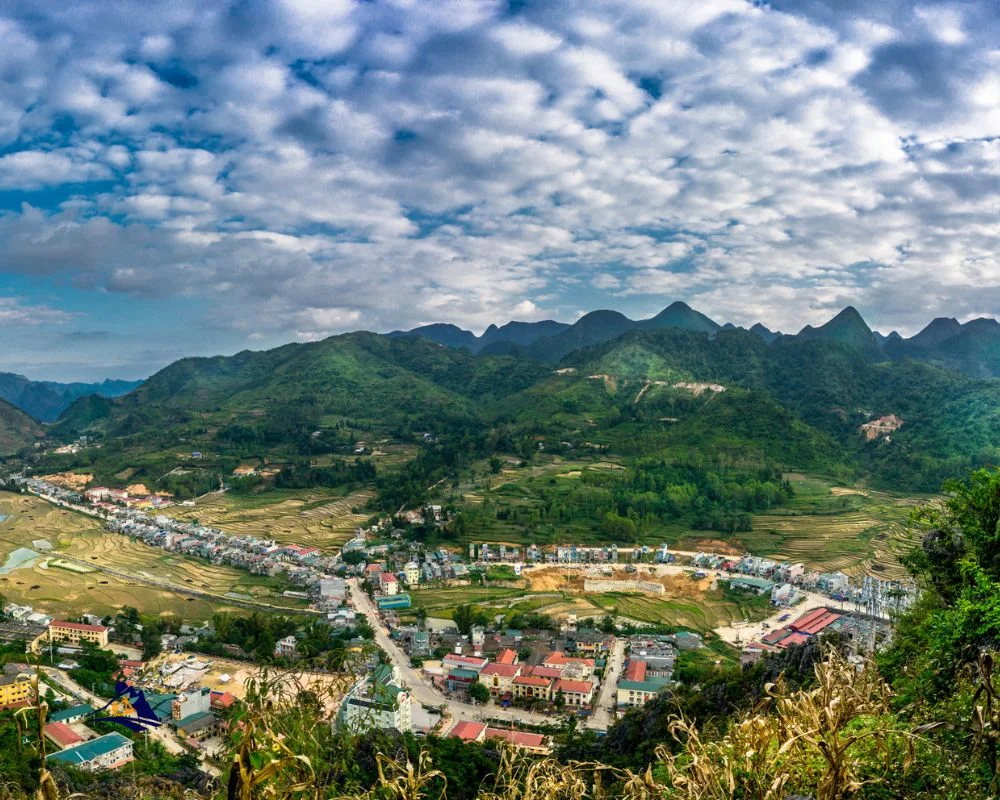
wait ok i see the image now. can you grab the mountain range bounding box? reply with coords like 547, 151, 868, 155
0, 373, 142, 423
391, 303, 1000, 378
1, 302, 997, 498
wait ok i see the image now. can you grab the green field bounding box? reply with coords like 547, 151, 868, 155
0, 492, 301, 620
448, 465, 926, 577
585, 590, 770, 631
401, 580, 770, 633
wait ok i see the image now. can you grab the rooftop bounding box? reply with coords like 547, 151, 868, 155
481, 663, 520, 678
43, 722, 86, 749
555, 679, 593, 694
50, 620, 108, 633
485, 729, 547, 748
450, 720, 487, 741
48, 704, 94, 723
47, 733, 131, 765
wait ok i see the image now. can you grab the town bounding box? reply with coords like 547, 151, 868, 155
0, 471, 918, 781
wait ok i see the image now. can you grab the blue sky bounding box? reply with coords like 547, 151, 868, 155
0, 0, 998, 381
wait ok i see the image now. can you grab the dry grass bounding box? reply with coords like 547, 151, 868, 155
0, 491, 283, 619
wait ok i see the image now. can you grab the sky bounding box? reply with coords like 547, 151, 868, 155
0, 0, 998, 381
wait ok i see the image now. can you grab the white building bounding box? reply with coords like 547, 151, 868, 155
339, 664, 412, 734
275, 635, 298, 658
404, 562, 420, 586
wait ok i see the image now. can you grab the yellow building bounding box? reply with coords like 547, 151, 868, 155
48, 621, 110, 649
0, 673, 35, 708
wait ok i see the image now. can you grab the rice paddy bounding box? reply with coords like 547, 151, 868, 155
163, 487, 372, 550
0, 492, 294, 620
401, 579, 770, 632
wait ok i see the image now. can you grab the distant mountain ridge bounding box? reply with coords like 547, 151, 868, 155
0, 373, 143, 422
391, 303, 1000, 377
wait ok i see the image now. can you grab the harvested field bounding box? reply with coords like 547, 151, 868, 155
164, 488, 372, 549
0, 492, 290, 620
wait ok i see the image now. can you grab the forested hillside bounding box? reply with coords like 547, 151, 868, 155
17, 311, 998, 505
0, 397, 40, 454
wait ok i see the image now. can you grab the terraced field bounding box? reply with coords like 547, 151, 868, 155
406, 586, 527, 619
735, 482, 925, 579
165, 487, 372, 549
585, 591, 769, 631
0, 492, 294, 620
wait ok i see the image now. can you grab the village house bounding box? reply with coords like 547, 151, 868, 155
47, 733, 133, 772
554, 678, 595, 707
478, 662, 521, 696
46, 620, 110, 649
511, 674, 553, 702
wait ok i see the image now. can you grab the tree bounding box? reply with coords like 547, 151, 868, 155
415, 607, 428, 631
469, 682, 490, 703
452, 604, 478, 636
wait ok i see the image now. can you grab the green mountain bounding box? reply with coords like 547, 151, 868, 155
793, 306, 881, 358
31, 304, 1000, 497
0, 372, 141, 422
638, 301, 721, 334
0, 397, 40, 455
884, 317, 1000, 378
389, 319, 570, 353
55, 333, 549, 440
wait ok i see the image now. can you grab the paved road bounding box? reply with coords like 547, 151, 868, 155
349, 580, 589, 731
588, 637, 625, 731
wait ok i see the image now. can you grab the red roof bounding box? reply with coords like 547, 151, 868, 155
777, 632, 811, 649
485, 728, 546, 748
365, 564, 383, 574
513, 675, 552, 687
450, 720, 487, 741
117, 659, 143, 667
555, 679, 594, 695
496, 648, 518, 665
625, 660, 647, 682
44, 722, 85, 749
444, 654, 487, 667
789, 608, 829, 631
381, 572, 397, 582
761, 628, 793, 645
481, 663, 520, 678
795, 611, 841, 636
211, 691, 237, 709
521, 665, 562, 679
50, 620, 108, 633
544, 652, 594, 668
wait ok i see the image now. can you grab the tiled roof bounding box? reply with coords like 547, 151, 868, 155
513, 675, 552, 687
43, 722, 85, 749
481, 663, 520, 678
496, 649, 518, 665
485, 728, 546, 748
450, 720, 487, 741
555, 679, 593, 694
625, 660, 647, 682
50, 620, 108, 633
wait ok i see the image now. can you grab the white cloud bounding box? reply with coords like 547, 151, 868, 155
0, 0, 996, 359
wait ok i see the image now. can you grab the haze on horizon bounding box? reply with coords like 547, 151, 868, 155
0, 0, 997, 381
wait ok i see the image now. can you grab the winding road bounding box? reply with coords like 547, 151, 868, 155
349, 579, 620, 731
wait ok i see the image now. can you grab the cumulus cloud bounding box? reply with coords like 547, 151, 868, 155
0, 0, 997, 366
